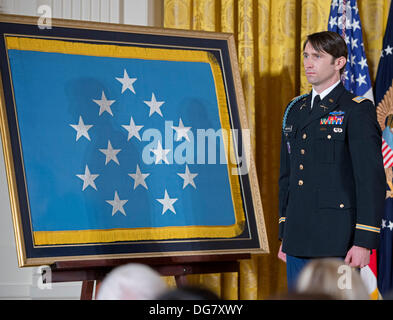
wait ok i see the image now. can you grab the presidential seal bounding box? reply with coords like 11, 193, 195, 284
376, 81, 393, 199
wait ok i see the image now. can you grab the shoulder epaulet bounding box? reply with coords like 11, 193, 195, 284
282, 93, 309, 131
352, 96, 368, 103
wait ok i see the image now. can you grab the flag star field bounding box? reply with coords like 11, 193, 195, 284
6, 38, 245, 244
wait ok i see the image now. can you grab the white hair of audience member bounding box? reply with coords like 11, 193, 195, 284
96, 263, 168, 300
295, 258, 370, 300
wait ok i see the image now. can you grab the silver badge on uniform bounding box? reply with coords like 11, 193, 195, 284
284, 125, 293, 133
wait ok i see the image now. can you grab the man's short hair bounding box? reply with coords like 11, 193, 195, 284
303, 31, 348, 75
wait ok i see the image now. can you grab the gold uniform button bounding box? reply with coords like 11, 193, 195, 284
302, 133, 307, 139
298, 180, 304, 186
340, 203, 345, 208
299, 164, 304, 170
327, 134, 332, 139
300, 149, 305, 155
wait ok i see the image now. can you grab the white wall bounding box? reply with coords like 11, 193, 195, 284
0, 0, 162, 300
0, 0, 162, 26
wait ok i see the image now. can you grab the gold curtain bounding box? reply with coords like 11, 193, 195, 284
163, 0, 391, 299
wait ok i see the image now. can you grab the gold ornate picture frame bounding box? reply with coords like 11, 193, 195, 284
0, 14, 268, 267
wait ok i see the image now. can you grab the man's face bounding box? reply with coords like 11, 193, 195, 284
303, 42, 344, 91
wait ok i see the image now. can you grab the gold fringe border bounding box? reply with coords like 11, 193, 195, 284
33, 223, 246, 245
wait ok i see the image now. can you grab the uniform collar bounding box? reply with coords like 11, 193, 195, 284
311, 80, 341, 108
299, 82, 346, 130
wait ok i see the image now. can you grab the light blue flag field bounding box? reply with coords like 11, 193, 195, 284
6, 36, 245, 245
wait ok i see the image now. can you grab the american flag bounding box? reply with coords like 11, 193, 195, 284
328, 0, 374, 102
328, 0, 378, 298
375, 1, 393, 298
382, 138, 393, 168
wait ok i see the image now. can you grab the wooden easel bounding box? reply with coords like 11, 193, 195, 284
42, 253, 250, 300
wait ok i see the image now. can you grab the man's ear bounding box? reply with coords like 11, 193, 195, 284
335, 56, 347, 71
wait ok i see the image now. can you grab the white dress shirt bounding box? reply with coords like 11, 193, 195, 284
310, 80, 342, 109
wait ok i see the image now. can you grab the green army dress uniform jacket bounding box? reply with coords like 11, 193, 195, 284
278, 82, 386, 257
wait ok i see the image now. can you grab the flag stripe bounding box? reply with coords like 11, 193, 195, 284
382, 147, 390, 156
384, 153, 393, 167
382, 146, 390, 156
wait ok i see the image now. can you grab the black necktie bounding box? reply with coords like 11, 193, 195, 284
311, 95, 321, 113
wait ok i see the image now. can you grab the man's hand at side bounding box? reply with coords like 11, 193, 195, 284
344, 245, 370, 268
278, 243, 287, 263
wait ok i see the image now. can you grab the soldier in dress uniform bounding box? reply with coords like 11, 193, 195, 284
277, 31, 386, 290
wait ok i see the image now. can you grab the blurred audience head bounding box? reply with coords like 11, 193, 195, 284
96, 263, 167, 300
295, 258, 369, 300
156, 285, 220, 300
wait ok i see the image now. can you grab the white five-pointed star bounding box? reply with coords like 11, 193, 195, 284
70, 116, 93, 141
351, 38, 358, 50
99, 140, 121, 165
172, 118, 191, 141
385, 45, 393, 55
344, 34, 350, 45
350, 54, 356, 67
122, 117, 143, 141
143, 93, 165, 117
382, 219, 387, 229
177, 165, 198, 189
128, 164, 150, 190
358, 56, 368, 70
106, 191, 128, 216
355, 73, 367, 87
116, 69, 137, 94
388, 221, 393, 231
93, 91, 116, 116
156, 189, 177, 214
328, 16, 337, 29
76, 165, 99, 191
151, 140, 170, 164
352, 19, 360, 32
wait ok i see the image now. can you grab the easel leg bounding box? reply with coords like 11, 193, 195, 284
95, 280, 102, 298
80, 280, 95, 300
